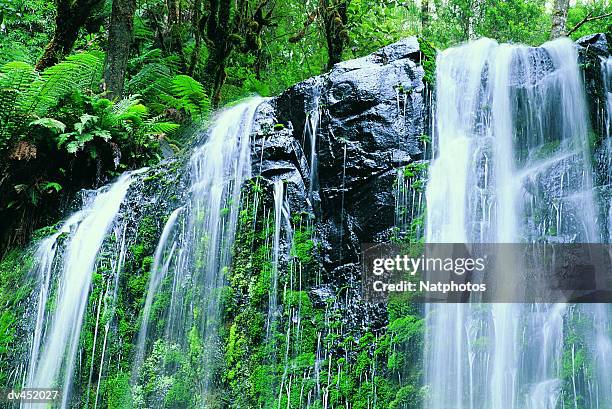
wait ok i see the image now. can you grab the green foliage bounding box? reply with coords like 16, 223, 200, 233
0, 52, 179, 213
106, 372, 133, 409
475, 0, 550, 44
567, 0, 612, 40
0, 0, 54, 64
348, 0, 420, 58
426, 0, 550, 47
0, 312, 15, 355
417, 38, 436, 86
168, 75, 211, 119
0, 52, 171, 158
0, 245, 35, 385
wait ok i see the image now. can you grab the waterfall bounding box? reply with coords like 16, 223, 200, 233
24, 210, 88, 390
597, 56, 612, 409
425, 38, 608, 409
603, 56, 612, 240
22, 169, 143, 408
132, 206, 182, 377
19, 97, 265, 408
131, 98, 264, 399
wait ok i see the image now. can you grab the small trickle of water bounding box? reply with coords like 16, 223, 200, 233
132, 206, 183, 377
267, 179, 291, 337
304, 93, 321, 197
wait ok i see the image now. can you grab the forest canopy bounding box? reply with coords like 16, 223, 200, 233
0, 0, 610, 253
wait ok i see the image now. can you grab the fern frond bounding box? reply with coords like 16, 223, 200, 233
128, 48, 163, 69
171, 75, 205, 99
0, 62, 37, 139
29, 118, 67, 133
126, 62, 173, 97
146, 121, 179, 135
117, 104, 148, 126
26, 51, 105, 117
169, 75, 211, 118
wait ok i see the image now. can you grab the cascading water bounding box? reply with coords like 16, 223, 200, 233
425, 37, 610, 409
23, 210, 88, 391
131, 98, 264, 400
132, 205, 183, 376
595, 55, 612, 409
603, 56, 612, 240
22, 169, 143, 408
5, 35, 610, 409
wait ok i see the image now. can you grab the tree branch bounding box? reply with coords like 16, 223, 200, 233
567, 11, 612, 36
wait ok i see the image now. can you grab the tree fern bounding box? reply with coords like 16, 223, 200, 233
167, 74, 211, 118
26, 51, 104, 116
0, 61, 36, 142
126, 62, 173, 98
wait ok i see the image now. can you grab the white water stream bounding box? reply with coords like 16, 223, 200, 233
425, 38, 608, 409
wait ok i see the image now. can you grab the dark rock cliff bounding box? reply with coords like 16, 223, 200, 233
254, 36, 430, 271
249, 37, 431, 331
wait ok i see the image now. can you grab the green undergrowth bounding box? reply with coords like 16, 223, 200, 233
0, 245, 35, 385
219, 177, 425, 408
417, 37, 436, 87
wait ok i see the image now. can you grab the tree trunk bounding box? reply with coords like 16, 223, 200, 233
188, 0, 204, 76
322, 0, 349, 70
36, 0, 97, 70
166, 0, 187, 69
104, 0, 137, 99
421, 0, 429, 30
551, 0, 570, 39
204, 0, 232, 106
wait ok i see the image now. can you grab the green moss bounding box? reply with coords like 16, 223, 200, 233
0, 245, 35, 385
107, 372, 133, 409
417, 37, 437, 86
290, 212, 316, 266
533, 139, 561, 159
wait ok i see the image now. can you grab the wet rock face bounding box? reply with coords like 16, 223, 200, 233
578, 33, 610, 127
578, 33, 611, 193
246, 37, 430, 333
260, 37, 429, 274
577, 33, 609, 57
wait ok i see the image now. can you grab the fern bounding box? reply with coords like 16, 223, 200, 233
126, 62, 173, 97
26, 51, 104, 116
146, 121, 180, 135
171, 75, 205, 99
29, 118, 66, 133
0, 52, 105, 150
167, 74, 211, 118
0, 61, 36, 141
